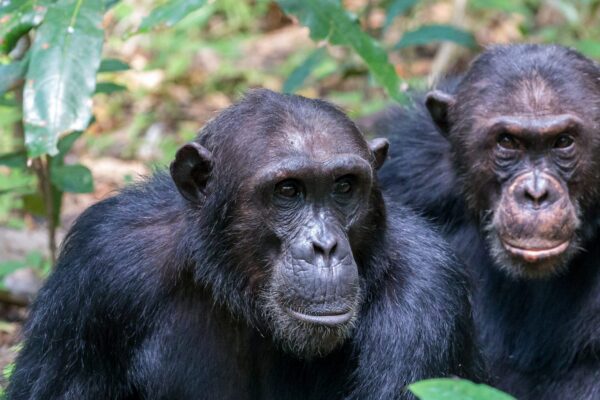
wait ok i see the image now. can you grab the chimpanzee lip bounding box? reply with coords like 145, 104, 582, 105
287, 308, 353, 326
502, 240, 570, 262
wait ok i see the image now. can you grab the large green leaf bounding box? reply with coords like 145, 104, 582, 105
277, 0, 405, 103
384, 0, 418, 30
23, 0, 104, 158
0, 0, 50, 54
138, 0, 208, 32
0, 56, 29, 95
395, 24, 477, 49
283, 47, 327, 93
50, 164, 93, 193
408, 379, 516, 400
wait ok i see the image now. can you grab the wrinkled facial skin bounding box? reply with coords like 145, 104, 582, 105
255, 153, 375, 357
427, 56, 600, 278
169, 91, 388, 359
459, 109, 588, 278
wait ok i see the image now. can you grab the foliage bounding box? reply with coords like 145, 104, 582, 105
278, 0, 407, 102
408, 378, 515, 400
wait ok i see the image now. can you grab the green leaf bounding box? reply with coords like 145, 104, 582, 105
469, 0, 531, 16
395, 24, 477, 49
105, 0, 121, 9
0, 0, 49, 54
95, 81, 127, 94
138, 0, 208, 32
22, 193, 46, 216
408, 379, 516, 400
575, 40, 600, 59
0, 259, 26, 280
384, 0, 418, 30
0, 55, 29, 95
50, 164, 93, 193
98, 57, 129, 72
23, 0, 105, 158
0, 151, 27, 169
51, 130, 83, 167
283, 47, 327, 93
3, 362, 14, 380
277, 0, 406, 103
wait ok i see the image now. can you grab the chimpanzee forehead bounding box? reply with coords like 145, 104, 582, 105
459, 46, 600, 120
267, 127, 371, 161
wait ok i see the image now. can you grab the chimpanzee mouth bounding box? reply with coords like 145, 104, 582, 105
502, 240, 570, 263
286, 308, 354, 327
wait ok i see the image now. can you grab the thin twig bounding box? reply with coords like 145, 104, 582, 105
428, 0, 468, 86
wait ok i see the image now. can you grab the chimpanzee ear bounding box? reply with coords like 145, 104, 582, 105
425, 90, 455, 137
369, 138, 389, 170
170, 142, 213, 203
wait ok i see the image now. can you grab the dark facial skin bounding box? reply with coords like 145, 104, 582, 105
171, 96, 388, 357
425, 47, 600, 278
254, 149, 376, 356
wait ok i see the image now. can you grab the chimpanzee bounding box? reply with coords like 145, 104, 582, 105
373, 44, 600, 399
8, 89, 482, 400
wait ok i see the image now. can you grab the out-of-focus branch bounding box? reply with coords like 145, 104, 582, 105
428, 0, 468, 86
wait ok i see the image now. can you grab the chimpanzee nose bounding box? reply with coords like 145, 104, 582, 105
517, 173, 557, 209
312, 234, 338, 261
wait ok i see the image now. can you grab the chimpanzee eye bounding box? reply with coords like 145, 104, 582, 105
274, 180, 301, 199
554, 134, 574, 149
333, 177, 353, 195
497, 133, 520, 150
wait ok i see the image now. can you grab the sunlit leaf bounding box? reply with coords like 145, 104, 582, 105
283, 47, 327, 93
408, 379, 516, 400
23, 0, 104, 158
384, 0, 418, 30
50, 164, 93, 193
395, 24, 477, 49
277, 0, 406, 102
98, 58, 129, 72
138, 0, 208, 32
0, 0, 50, 54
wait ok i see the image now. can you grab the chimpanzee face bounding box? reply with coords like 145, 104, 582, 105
235, 127, 388, 357
250, 138, 381, 356
426, 45, 600, 279
170, 91, 388, 357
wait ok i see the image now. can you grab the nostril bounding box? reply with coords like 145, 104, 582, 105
313, 238, 338, 259
524, 188, 549, 206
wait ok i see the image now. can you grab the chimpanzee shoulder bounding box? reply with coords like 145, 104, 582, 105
374, 77, 467, 229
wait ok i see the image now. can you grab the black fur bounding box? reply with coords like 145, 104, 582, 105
9, 90, 481, 400
374, 44, 600, 399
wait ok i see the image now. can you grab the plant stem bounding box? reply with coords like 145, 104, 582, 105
31, 158, 57, 264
